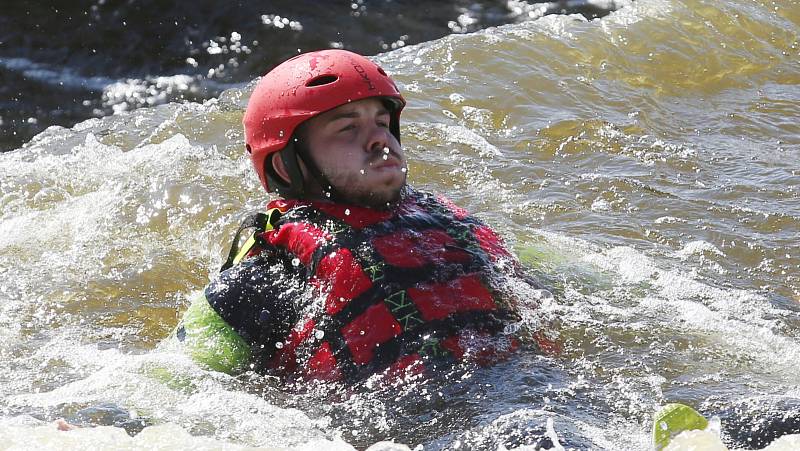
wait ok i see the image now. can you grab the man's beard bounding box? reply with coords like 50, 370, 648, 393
307, 170, 408, 210
339, 178, 407, 210
302, 146, 408, 210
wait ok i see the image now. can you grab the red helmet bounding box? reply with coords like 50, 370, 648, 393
243, 49, 406, 194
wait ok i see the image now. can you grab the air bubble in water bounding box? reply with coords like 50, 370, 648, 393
360, 169, 365, 175
345, 209, 351, 215
383, 147, 390, 154
275, 342, 284, 349
315, 329, 325, 339
382, 154, 388, 160
291, 258, 300, 266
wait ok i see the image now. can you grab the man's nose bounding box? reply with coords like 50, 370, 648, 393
366, 125, 390, 153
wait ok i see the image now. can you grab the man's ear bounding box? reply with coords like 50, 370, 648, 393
271, 152, 291, 185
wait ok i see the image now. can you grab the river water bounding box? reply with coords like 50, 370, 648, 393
0, 0, 617, 152
0, 0, 798, 449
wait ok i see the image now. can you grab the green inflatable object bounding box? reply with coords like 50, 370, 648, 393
172, 293, 251, 374
653, 403, 710, 450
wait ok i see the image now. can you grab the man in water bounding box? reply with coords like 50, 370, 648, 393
175, 49, 546, 382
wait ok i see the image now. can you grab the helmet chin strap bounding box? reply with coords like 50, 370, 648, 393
266, 138, 348, 203
265, 140, 305, 199
293, 144, 348, 204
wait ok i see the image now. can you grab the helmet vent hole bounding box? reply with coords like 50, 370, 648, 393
377, 67, 387, 76
306, 75, 338, 87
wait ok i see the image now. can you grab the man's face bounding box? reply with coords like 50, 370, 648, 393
299, 97, 407, 209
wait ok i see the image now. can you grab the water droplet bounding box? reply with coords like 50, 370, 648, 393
659, 421, 668, 431
291, 258, 300, 266
315, 329, 325, 339
344, 208, 351, 215
383, 147, 390, 154
401, 167, 407, 173
275, 342, 284, 349
359, 330, 365, 335
382, 154, 388, 160
359, 169, 365, 175
325, 191, 331, 198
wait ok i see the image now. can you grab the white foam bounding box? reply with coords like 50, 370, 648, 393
655, 216, 685, 224
102, 75, 204, 113
8, 345, 341, 449
582, 244, 800, 376
0, 422, 321, 450
676, 241, 726, 271
665, 429, 800, 451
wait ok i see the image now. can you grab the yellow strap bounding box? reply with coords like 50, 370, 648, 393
232, 235, 257, 266
231, 208, 281, 266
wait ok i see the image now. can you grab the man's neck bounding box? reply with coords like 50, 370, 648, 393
290, 185, 411, 212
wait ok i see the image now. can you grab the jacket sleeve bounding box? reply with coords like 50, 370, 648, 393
174, 251, 302, 373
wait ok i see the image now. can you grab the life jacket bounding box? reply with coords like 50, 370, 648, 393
224, 189, 522, 382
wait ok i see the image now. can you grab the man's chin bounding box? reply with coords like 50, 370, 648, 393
345, 184, 406, 210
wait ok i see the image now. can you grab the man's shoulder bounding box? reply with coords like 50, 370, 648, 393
207, 252, 291, 298
404, 187, 476, 222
